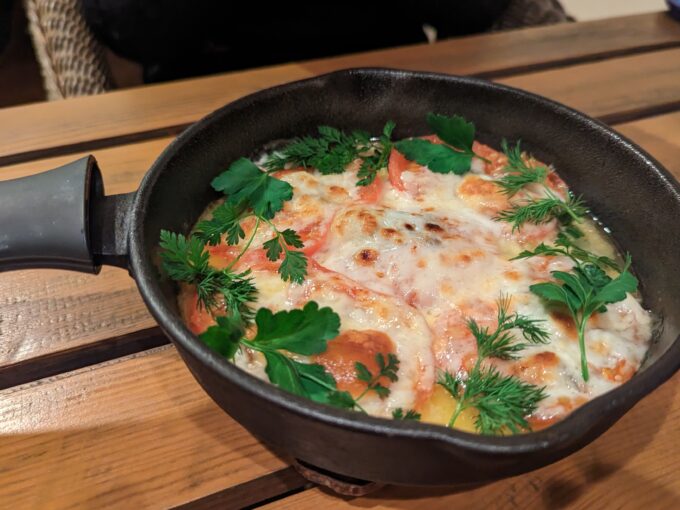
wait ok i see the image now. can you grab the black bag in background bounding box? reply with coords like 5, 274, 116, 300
81, 0, 512, 82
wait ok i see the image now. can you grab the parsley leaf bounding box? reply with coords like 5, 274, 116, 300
392, 408, 422, 421
530, 259, 638, 381
198, 301, 360, 410
194, 202, 248, 246
426, 113, 475, 153
438, 296, 548, 434
392, 113, 487, 175
199, 315, 244, 360
512, 231, 622, 273
354, 353, 400, 400
393, 138, 472, 174
251, 301, 340, 355
263, 227, 308, 284
211, 158, 293, 220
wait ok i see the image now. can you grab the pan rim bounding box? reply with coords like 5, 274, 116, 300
127, 67, 680, 458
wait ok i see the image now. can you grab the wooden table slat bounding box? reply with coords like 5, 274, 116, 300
1, 12, 680, 165
498, 47, 680, 124
0, 346, 292, 509
261, 374, 680, 509
2, 57, 680, 390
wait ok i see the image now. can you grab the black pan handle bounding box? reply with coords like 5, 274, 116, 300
0, 156, 134, 273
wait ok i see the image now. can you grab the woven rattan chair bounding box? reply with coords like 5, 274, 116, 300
23, 0, 571, 101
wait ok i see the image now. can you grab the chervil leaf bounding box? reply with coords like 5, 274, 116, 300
426, 113, 475, 152
251, 301, 340, 355
279, 250, 308, 284
199, 315, 244, 360
394, 138, 472, 174
211, 158, 293, 219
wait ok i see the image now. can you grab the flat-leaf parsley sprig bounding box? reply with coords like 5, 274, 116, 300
438, 296, 549, 434
512, 231, 622, 274
493, 140, 587, 232
530, 258, 638, 382
200, 302, 357, 407
393, 113, 490, 175
197, 158, 308, 284
264, 122, 396, 187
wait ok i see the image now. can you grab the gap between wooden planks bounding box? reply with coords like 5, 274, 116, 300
0, 348, 676, 509
0, 12, 680, 165
1, 108, 680, 381
0, 346, 299, 509
260, 379, 680, 509
0, 112, 677, 509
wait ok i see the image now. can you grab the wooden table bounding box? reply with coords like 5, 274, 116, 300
1, 12, 679, 509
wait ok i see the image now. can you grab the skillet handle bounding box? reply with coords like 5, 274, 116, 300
0, 156, 133, 273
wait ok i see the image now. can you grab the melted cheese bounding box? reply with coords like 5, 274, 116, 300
180, 145, 653, 431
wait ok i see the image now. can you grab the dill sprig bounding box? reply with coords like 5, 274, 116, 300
159, 230, 257, 320
438, 296, 549, 434
495, 191, 587, 233
264, 122, 395, 186
494, 140, 549, 196
494, 140, 587, 231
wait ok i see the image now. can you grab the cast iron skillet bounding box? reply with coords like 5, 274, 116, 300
1, 69, 679, 486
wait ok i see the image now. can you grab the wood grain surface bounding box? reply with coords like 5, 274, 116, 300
0, 346, 293, 509
0, 13, 679, 165
0, 12, 679, 510
2, 56, 680, 380
498, 47, 680, 124
262, 373, 680, 509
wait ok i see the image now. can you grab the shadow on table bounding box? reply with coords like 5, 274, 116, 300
313, 374, 679, 509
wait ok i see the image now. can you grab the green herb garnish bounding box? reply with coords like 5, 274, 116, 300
196, 158, 308, 284
494, 140, 548, 196
354, 353, 400, 400
159, 230, 257, 319
392, 408, 422, 421
493, 140, 586, 231
200, 301, 357, 407
438, 297, 549, 434
529, 258, 638, 381
512, 231, 622, 273
393, 113, 487, 175
264, 122, 395, 187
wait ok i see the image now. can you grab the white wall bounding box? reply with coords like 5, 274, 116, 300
561, 0, 667, 20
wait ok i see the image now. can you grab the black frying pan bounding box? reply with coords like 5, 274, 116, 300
1, 69, 678, 486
